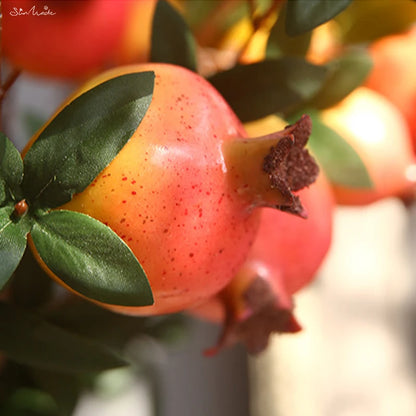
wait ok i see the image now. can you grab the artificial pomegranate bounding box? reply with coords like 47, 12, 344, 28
2, 0, 129, 79
190, 116, 334, 354
25, 63, 318, 316
320, 87, 416, 205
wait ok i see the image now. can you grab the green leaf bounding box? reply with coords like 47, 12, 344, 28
0, 302, 126, 373
266, 3, 311, 59
32, 369, 87, 416
208, 58, 328, 122
9, 249, 53, 309
0, 206, 31, 290
0, 387, 58, 416
30, 210, 153, 307
335, 0, 416, 45
47, 298, 188, 352
286, 0, 353, 36
23, 111, 47, 140
22, 72, 155, 209
0, 133, 24, 205
151, 0, 197, 71
308, 49, 374, 109
302, 111, 373, 188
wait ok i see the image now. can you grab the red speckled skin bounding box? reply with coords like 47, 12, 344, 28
2, 0, 129, 79
42, 63, 260, 315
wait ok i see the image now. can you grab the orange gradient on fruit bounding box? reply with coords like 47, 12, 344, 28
321, 87, 416, 205
115, 0, 156, 65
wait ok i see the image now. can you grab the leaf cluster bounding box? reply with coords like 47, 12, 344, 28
1, 73, 155, 307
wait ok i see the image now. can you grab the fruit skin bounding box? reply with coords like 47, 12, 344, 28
191, 172, 334, 354
26, 63, 317, 316
2, 0, 129, 79
321, 87, 416, 205
190, 116, 334, 354
364, 27, 416, 153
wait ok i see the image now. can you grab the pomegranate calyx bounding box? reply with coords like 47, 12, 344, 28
205, 276, 301, 356
263, 115, 319, 217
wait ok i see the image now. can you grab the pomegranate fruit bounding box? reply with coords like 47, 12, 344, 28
2, 0, 129, 79
191, 116, 334, 354
320, 87, 416, 205
25, 63, 318, 316
364, 27, 416, 153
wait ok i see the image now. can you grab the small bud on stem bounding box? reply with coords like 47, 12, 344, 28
13, 199, 29, 218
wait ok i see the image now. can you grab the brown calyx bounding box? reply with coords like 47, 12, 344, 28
205, 277, 301, 356
263, 114, 319, 217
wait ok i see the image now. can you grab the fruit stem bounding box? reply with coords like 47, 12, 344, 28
224, 114, 319, 216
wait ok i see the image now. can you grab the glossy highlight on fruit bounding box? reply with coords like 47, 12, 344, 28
25, 63, 318, 316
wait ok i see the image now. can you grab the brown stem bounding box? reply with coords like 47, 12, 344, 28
237, 0, 283, 62
0, 68, 21, 101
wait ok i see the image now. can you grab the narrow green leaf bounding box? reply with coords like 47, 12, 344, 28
0, 206, 30, 290
0, 302, 126, 373
308, 49, 374, 109
303, 111, 373, 188
208, 58, 328, 122
23, 72, 155, 209
0, 133, 24, 205
31, 210, 153, 307
286, 0, 353, 36
151, 0, 197, 71
266, 3, 311, 59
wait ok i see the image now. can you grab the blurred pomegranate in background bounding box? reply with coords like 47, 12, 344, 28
2, 0, 129, 79
364, 27, 416, 154
321, 87, 416, 205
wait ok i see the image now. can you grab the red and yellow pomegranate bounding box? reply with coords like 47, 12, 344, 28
25, 64, 318, 316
